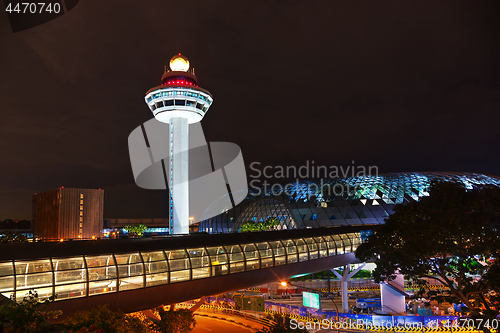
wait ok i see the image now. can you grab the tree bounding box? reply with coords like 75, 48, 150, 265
356, 181, 500, 332
264, 217, 281, 230
124, 224, 148, 237
0, 230, 28, 243
63, 305, 150, 333
0, 290, 61, 332
240, 221, 257, 232
257, 313, 308, 333
240, 218, 281, 232
154, 307, 196, 333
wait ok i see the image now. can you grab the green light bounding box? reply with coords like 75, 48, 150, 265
303, 291, 321, 310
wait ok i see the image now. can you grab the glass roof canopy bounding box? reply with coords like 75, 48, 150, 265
250, 172, 500, 204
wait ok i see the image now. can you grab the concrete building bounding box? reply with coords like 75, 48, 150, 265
32, 187, 104, 240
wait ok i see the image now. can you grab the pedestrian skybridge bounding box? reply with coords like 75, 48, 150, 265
0, 226, 374, 318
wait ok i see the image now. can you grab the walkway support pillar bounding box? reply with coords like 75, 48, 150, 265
331, 263, 366, 312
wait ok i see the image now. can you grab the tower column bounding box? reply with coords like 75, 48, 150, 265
170, 117, 189, 234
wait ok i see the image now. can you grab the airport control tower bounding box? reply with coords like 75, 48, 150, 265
144, 54, 213, 234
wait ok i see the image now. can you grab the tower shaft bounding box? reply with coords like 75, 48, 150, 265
170, 117, 189, 234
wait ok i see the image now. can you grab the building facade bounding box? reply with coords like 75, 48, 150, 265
32, 188, 104, 240
196, 172, 500, 233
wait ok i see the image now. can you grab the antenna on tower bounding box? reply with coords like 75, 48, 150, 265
164, 65, 167, 73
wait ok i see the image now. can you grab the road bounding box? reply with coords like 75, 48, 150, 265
192, 315, 257, 332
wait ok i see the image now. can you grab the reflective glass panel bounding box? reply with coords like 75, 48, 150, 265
169, 258, 190, 271
275, 256, 286, 266
15, 259, 51, 275
53, 257, 84, 271
257, 242, 273, 259
119, 276, 144, 291
54, 269, 85, 284
283, 240, 296, 254
229, 262, 245, 273
333, 235, 344, 254
88, 266, 117, 281
55, 283, 86, 300
0, 276, 14, 292
341, 234, 351, 252
0, 262, 13, 276
206, 246, 227, 265
145, 261, 168, 274
170, 270, 190, 283
146, 272, 169, 287
16, 286, 52, 302
269, 241, 285, 256
166, 249, 188, 260
85, 255, 115, 268
295, 239, 308, 253
192, 267, 210, 279
115, 253, 142, 265
349, 233, 360, 250
261, 258, 273, 268
225, 245, 244, 262
246, 260, 259, 271
187, 248, 206, 257
89, 280, 116, 295
243, 243, 258, 260
16, 272, 52, 289
141, 251, 166, 263
190, 256, 210, 269
118, 263, 143, 277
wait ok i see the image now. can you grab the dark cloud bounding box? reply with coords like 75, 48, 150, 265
0, 1, 499, 219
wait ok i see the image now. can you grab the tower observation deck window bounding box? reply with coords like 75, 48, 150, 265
174, 100, 186, 106
165, 100, 174, 106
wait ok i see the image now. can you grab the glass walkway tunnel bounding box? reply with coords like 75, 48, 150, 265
0, 225, 375, 318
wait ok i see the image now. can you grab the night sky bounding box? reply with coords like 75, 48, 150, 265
1, 1, 499, 220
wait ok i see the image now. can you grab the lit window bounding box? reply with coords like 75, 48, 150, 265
79, 222, 83, 228
80, 200, 83, 205
80, 206, 83, 210
80, 217, 83, 222
79, 228, 82, 234
80, 211, 83, 216
80, 194, 83, 199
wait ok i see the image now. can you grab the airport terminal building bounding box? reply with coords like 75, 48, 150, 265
195, 172, 500, 234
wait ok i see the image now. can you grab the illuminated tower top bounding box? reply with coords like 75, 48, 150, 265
145, 54, 213, 124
